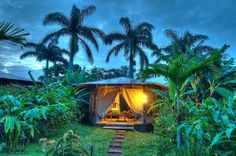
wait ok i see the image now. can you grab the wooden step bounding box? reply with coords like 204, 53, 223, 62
103, 126, 134, 130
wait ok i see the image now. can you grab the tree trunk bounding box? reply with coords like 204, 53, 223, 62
69, 54, 74, 71
129, 53, 134, 78
176, 89, 184, 148
69, 34, 78, 71
45, 60, 49, 79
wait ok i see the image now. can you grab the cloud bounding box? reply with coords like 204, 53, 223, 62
0, 0, 235, 79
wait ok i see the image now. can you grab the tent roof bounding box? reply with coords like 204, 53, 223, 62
80, 77, 168, 90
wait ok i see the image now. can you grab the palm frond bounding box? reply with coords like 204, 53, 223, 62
42, 28, 70, 44
20, 51, 40, 60
43, 12, 69, 26
119, 17, 132, 33
164, 29, 179, 43
136, 22, 154, 31
106, 42, 125, 62
78, 37, 93, 63
104, 32, 126, 44
137, 46, 149, 70
79, 27, 99, 50
80, 5, 96, 20
0, 21, 29, 45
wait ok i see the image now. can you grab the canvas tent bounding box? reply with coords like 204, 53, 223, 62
79, 77, 167, 125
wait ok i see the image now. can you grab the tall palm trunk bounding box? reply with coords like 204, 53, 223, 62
69, 34, 78, 71
45, 60, 49, 78
129, 53, 134, 78
69, 54, 74, 71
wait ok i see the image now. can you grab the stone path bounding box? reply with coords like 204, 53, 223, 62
107, 130, 126, 156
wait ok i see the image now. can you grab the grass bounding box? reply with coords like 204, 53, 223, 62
2, 124, 158, 156
2, 123, 116, 156
123, 131, 157, 156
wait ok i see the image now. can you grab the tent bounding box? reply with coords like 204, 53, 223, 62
79, 77, 167, 125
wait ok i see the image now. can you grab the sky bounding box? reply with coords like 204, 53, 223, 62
0, 0, 235, 83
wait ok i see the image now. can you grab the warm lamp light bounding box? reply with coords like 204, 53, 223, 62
143, 94, 147, 104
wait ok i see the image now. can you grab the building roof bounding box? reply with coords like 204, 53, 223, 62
0, 71, 38, 85
80, 77, 168, 90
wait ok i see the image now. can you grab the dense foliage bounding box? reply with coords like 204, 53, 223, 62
0, 72, 88, 152
143, 43, 236, 155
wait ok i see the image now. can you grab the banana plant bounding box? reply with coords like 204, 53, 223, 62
0, 95, 34, 151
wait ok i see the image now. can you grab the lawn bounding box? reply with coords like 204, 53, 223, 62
2, 124, 116, 156
1, 124, 158, 156
123, 131, 157, 156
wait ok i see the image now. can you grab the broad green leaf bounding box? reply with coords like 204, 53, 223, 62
29, 125, 34, 137
211, 98, 219, 107
185, 126, 192, 137
3, 116, 15, 133
183, 89, 196, 96
222, 115, 230, 126
213, 110, 220, 122
0, 95, 7, 102
210, 132, 224, 146
15, 119, 21, 132
9, 95, 20, 107
168, 80, 176, 100
225, 127, 235, 139
215, 87, 234, 98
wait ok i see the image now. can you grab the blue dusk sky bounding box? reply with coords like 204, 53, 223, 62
0, 0, 235, 84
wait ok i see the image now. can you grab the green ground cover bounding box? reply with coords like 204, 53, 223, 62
1, 124, 158, 156
2, 124, 116, 156
123, 131, 157, 156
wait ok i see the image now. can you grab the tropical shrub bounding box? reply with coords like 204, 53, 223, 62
179, 96, 236, 155
0, 72, 88, 152
39, 130, 89, 156
0, 95, 35, 152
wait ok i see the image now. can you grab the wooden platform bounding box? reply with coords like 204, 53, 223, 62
97, 121, 141, 130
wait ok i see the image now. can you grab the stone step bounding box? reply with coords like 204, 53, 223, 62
112, 139, 123, 143
115, 136, 125, 139
107, 153, 121, 156
107, 149, 122, 154
103, 126, 134, 130
109, 143, 122, 148
117, 131, 126, 133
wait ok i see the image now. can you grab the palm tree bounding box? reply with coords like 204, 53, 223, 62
152, 29, 214, 62
42, 5, 105, 71
142, 46, 220, 148
0, 21, 29, 46
20, 41, 68, 78
48, 64, 67, 77
104, 17, 157, 78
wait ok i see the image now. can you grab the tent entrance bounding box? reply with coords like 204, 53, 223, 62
100, 93, 141, 124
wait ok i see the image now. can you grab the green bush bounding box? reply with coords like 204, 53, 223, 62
0, 73, 88, 152
179, 97, 236, 155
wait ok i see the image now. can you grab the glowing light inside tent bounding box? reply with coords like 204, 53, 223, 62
143, 94, 147, 104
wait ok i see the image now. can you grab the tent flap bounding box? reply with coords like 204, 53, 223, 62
96, 87, 119, 121
121, 88, 144, 114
